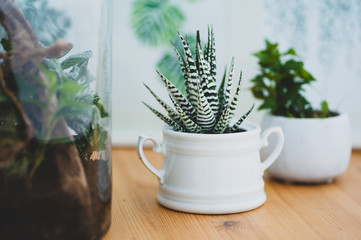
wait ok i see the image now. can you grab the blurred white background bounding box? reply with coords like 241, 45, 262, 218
112, 0, 361, 147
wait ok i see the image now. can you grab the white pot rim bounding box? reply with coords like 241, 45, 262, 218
162, 121, 260, 139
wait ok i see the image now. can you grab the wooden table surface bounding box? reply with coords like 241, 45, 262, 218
102, 148, 361, 240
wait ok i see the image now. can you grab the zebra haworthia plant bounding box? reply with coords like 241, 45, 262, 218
143, 27, 254, 134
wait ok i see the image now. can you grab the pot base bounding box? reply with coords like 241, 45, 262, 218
157, 190, 267, 215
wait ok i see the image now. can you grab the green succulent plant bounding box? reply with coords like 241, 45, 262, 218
143, 27, 254, 134
250, 39, 333, 118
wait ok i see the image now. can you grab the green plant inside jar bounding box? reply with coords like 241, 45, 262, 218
0, 1, 111, 239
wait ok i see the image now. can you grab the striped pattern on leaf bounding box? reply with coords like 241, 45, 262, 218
171, 96, 202, 133
229, 71, 243, 119
170, 41, 188, 88
156, 70, 196, 118
143, 102, 184, 132
178, 32, 199, 109
217, 67, 228, 116
204, 25, 211, 63
209, 26, 217, 85
196, 87, 216, 132
202, 26, 217, 96
143, 83, 183, 127
213, 105, 230, 133
229, 104, 255, 132
196, 42, 218, 115
224, 57, 234, 106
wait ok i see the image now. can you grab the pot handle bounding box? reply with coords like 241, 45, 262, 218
137, 135, 165, 184
260, 127, 284, 173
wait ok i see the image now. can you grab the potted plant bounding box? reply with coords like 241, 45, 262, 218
0, 1, 111, 239
137, 28, 284, 214
250, 40, 352, 183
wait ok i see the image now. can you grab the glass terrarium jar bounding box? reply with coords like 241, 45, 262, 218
0, 0, 112, 239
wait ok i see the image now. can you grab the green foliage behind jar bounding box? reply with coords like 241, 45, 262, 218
130, 0, 185, 47
250, 40, 333, 118
0, 0, 71, 46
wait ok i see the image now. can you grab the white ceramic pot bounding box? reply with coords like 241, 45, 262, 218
137, 122, 284, 214
261, 113, 352, 183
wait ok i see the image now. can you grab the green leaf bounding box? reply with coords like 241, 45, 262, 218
284, 59, 303, 72
208, 25, 217, 85
177, 32, 199, 110
196, 42, 218, 115
320, 100, 330, 118
130, 0, 185, 46
143, 101, 184, 131
299, 69, 315, 82
213, 105, 230, 133
228, 71, 243, 119
60, 81, 83, 95
250, 85, 266, 100
171, 97, 202, 133
229, 104, 254, 132
1, 38, 12, 52
283, 48, 296, 56
223, 58, 234, 106
61, 51, 92, 70
217, 66, 228, 115
196, 87, 216, 132
143, 83, 182, 125
157, 34, 198, 96
156, 70, 196, 118
93, 94, 109, 118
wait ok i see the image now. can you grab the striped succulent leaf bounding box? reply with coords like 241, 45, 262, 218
213, 105, 231, 133
142, 101, 184, 132
196, 87, 216, 132
202, 27, 217, 96
143, 27, 253, 134
228, 71, 243, 119
196, 42, 218, 115
143, 83, 184, 127
170, 96, 202, 133
156, 70, 196, 118
209, 26, 217, 85
170, 41, 188, 87
217, 67, 228, 115
203, 25, 211, 63
229, 104, 255, 132
177, 32, 199, 109
224, 57, 234, 106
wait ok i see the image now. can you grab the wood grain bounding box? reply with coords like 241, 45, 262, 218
102, 148, 361, 240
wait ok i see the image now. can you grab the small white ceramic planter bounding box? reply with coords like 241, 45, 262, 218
261, 113, 352, 183
137, 122, 284, 214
